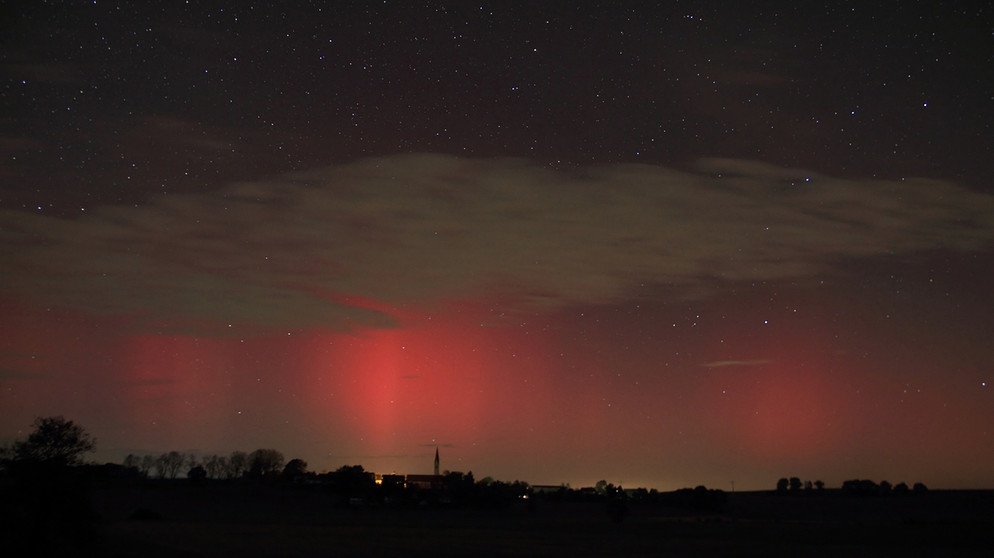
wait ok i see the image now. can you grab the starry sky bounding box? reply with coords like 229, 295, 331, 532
2, 2, 993, 490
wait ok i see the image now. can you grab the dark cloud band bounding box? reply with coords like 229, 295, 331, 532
4, 154, 993, 334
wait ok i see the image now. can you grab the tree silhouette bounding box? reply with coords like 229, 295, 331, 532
442, 470, 477, 502
188, 465, 207, 483
227, 451, 248, 479
202, 454, 224, 479
156, 451, 186, 479
122, 453, 141, 472
153, 455, 167, 479
283, 458, 308, 480
11, 416, 96, 468
0, 444, 12, 472
842, 479, 880, 496
185, 453, 199, 474
3, 417, 100, 554
331, 464, 377, 503
139, 454, 156, 478
248, 448, 285, 478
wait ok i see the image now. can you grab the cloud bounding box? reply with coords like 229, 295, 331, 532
0, 369, 49, 381
0, 351, 53, 381
700, 360, 773, 369
3, 153, 994, 334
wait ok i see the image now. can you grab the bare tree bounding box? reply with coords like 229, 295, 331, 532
140, 454, 156, 478
227, 451, 248, 479
122, 453, 141, 471
216, 455, 231, 479
157, 451, 186, 479
167, 451, 186, 478
248, 448, 285, 478
184, 453, 199, 474
153, 454, 168, 479
0, 444, 11, 471
202, 454, 224, 479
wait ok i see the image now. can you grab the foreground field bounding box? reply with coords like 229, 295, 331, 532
8, 482, 994, 557
99, 512, 991, 558
98, 486, 994, 557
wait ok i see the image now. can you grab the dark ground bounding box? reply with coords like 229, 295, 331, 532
4, 480, 993, 557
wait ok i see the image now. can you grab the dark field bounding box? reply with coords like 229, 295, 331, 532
6, 482, 993, 557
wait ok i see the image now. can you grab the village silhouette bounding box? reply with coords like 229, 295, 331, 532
2, 416, 991, 556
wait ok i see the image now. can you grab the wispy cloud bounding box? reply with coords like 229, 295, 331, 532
0, 351, 53, 381
700, 359, 773, 369
0, 369, 49, 381
4, 153, 994, 334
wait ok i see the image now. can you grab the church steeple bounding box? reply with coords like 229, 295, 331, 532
434, 446, 440, 476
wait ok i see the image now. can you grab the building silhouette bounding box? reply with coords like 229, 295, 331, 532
405, 447, 443, 490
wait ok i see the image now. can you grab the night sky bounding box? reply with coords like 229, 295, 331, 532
3, 2, 994, 491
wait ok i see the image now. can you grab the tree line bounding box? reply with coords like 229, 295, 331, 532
121, 448, 289, 481
776, 476, 928, 495
1, 416, 931, 501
